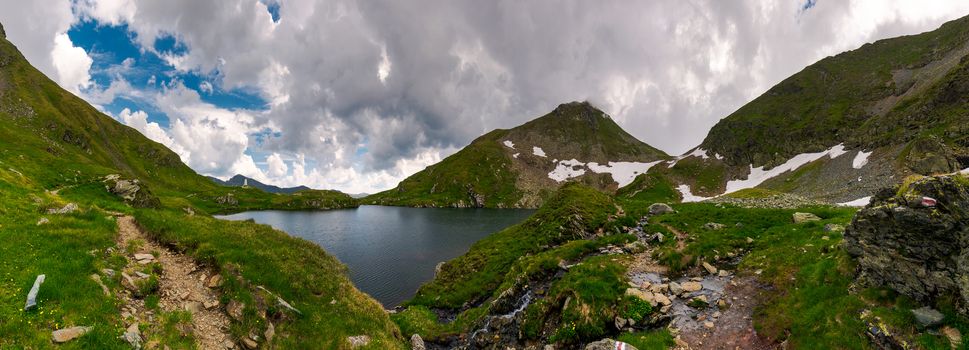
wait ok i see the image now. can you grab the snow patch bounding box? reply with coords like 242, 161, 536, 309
838, 196, 872, 207
587, 161, 663, 187
677, 184, 710, 203
725, 144, 848, 194
852, 150, 872, 169
503, 140, 515, 149
513, 153, 520, 158
533, 146, 547, 157
669, 148, 710, 168
548, 159, 587, 182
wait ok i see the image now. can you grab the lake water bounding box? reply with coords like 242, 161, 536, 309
217, 205, 534, 307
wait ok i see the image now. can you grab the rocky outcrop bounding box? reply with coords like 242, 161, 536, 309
845, 175, 969, 308
103, 174, 160, 208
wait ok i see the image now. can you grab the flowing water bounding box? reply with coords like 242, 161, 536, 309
217, 205, 534, 307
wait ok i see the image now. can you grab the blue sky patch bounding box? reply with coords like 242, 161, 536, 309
66, 18, 270, 128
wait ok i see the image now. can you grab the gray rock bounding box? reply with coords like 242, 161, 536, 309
122, 323, 142, 349
845, 176, 969, 307
348, 335, 371, 348
47, 203, 78, 214
648, 203, 674, 215
703, 222, 726, 230
36, 217, 49, 226
410, 334, 425, 350
668, 282, 683, 295
584, 338, 638, 350
24, 274, 45, 311
651, 232, 664, 243
702, 262, 718, 275
823, 223, 845, 233
792, 212, 821, 223
434, 262, 445, 277
52, 326, 91, 343
912, 307, 945, 328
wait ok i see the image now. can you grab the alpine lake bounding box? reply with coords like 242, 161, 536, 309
217, 205, 534, 307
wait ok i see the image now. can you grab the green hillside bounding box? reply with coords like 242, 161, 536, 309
0, 25, 402, 349
701, 14, 969, 171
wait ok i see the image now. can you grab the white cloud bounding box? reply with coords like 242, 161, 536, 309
266, 152, 288, 177
51, 33, 93, 94
5, 0, 969, 193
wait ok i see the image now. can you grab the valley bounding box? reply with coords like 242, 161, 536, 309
3, 8, 969, 350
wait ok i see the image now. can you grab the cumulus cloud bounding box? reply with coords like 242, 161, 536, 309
51, 33, 93, 93
4, 0, 969, 192
266, 152, 288, 177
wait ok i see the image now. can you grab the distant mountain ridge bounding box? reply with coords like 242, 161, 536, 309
365, 101, 670, 208
208, 174, 311, 194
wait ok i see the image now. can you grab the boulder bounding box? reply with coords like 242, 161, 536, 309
823, 223, 845, 233
584, 338, 638, 350
792, 212, 821, 223
103, 175, 160, 208
625, 288, 656, 306
703, 222, 725, 230
702, 262, 718, 275
348, 335, 371, 348
24, 274, 45, 311
845, 175, 969, 308
681, 281, 702, 293
122, 323, 141, 349
912, 307, 945, 328
52, 326, 91, 343
410, 334, 426, 350
47, 203, 78, 214
668, 282, 683, 295
648, 203, 674, 215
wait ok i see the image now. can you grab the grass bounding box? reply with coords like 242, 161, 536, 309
0, 168, 128, 349
616, 329, 677, 349
134, 209, 405, 349
364, 130, 523, 208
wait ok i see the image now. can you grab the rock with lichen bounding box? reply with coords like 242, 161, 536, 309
845, 175, 969, 310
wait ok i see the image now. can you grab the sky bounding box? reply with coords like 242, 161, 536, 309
1, 0, 968, 194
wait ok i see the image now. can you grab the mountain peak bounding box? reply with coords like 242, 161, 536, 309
550, 101, 610, 123
0, 21, 5, 39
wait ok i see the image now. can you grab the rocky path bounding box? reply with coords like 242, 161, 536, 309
626, 219, 777, 350
674, 276, 777, 350
115, 216, 233, 349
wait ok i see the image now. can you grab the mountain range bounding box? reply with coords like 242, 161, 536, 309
208, 174, 311, 194
368, 14, 969, 208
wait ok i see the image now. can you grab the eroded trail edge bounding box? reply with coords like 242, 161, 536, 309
115, 216, 234, 349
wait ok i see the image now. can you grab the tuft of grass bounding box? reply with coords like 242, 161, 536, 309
616, 329, 677, 350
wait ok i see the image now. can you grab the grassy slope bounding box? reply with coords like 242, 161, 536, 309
365, 130, 523, 208
0, 29, 401, 348
701, 14, 969, 168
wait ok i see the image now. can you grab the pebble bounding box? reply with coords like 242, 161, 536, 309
703, 321, 715, 329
